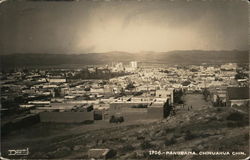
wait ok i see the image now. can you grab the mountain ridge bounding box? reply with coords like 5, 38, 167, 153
0, 50, 248, 68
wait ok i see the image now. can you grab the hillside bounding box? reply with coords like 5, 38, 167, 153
1, 105, 249, 160
0, 50, 248, 68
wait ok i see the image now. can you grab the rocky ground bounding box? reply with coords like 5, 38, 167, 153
2, 105, 249, 160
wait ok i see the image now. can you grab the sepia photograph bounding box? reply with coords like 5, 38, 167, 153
0, 0, 249, 159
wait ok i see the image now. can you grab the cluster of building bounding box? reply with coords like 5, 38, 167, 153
111, 61, 138, 72
0, 62, 249, 127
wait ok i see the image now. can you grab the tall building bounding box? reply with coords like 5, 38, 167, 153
111, 62, 124, 72
221, 63, 237, 71
116, 62, 124, 71
130, 61, 138, 69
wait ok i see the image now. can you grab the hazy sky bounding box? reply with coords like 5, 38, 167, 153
0, 0, 248, 54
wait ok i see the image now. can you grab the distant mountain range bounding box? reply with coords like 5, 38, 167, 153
0, 50, 248, 68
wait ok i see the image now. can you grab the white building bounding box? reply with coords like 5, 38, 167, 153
48, 78, 66, 83
155, 88, 174, 104
130, 61, 138, 69
221, 63, 237, 71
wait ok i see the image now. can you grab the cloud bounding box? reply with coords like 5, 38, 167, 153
0, 0, 248, 54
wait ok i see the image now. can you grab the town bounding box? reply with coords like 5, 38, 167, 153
1, 61, 249, 127
1, 61, 249, 159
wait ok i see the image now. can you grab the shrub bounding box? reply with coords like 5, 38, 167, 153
137, 136, 145, 140
227, 120, 248, 128
106, 149, 117, 159
227, 121, 237, 128
118, 116, 124, 123
109, 115, 116, 123
164, 137, 176, 146
94, 113, 102, 120
216, 108, 222, 112
109, 115, 124, 123
82, 120, 94, 124
184, 130, 196, 140
122, 144, 135, 152
141, 140, 154, 149
226, 112, 244, 121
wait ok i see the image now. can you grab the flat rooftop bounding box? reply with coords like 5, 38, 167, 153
36, 103, 93, 111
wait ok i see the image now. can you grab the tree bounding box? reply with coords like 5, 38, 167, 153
119, 88, 126, 96
84, 87, 90, 91
202, 88, 210, 101
54, 88, 61, 97
109, 115, 116, 123
235, 71, 248, 80
174, 89, 184, 104
163, 100, 173, 118
118, 116, 124, 123
182, 81, 191, 86
23, 68, 29, 73
126, 83, 135, 90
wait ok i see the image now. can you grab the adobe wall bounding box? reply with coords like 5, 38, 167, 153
39, 111, 94, 123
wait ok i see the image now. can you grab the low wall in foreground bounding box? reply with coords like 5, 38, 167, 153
39, 111, 94, 123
